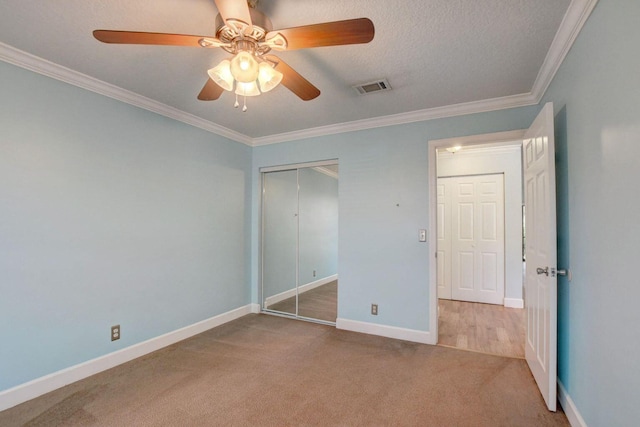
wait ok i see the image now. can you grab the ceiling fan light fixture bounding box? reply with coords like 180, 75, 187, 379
94, 8, 375, 106
230, 51, 259, 83
258, 62, 283, 93
235, 80, 261, 97
208, 59, 234, 91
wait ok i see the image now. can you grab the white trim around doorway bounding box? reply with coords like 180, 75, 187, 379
427, 129, 525, 342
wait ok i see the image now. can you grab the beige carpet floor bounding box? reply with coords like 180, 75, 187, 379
0, 314, 569, 426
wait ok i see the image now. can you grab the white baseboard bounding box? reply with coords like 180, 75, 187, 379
0, 304, 256, 412
504, 298, 524, 308
336, 318, 434, 345
264, 274, 337, 307
558, 379, 588, 427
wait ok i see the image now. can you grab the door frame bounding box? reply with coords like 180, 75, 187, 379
427, 130, 525, 343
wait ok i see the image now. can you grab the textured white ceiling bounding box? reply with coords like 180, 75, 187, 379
0, 0, 571, 140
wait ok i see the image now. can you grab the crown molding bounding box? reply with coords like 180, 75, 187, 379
251, 0, 598, 146
0, 42, 252, 146
250, 92, 537, 146
0, 0, 596, 147
530, 0, 600, 103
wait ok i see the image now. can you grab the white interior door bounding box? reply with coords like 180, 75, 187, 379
436, 181, 452, 299
449, 174, 505, 305
523, 102, 557, 411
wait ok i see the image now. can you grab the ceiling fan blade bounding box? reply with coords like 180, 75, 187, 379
93, 30, 224, 47
265, 18, 374, 51
214, 0, 253, 33
265, 55, 320, 101
197, 78, 225, 101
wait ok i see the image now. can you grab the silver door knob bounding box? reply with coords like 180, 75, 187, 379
557, 268, 572, 281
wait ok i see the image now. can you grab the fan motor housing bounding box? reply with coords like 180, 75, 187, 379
215, 8, 273, 44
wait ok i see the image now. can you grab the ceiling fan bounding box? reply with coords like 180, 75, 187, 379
93, 0, 375, 111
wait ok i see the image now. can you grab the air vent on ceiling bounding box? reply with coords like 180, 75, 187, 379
353, 79, 391, 95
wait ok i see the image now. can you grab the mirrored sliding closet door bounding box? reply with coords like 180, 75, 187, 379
261, 162, 338, 324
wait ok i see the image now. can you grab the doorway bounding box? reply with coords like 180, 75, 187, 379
429, 105, 558, 410
260, 161, 339, 325
429, 132, 526, 358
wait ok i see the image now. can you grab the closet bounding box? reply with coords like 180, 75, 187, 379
261, 162, 338, 324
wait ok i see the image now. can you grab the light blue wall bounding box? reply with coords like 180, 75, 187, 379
0, 61, 252, 391
541, 0, 640, 424
252, 107, 539, 331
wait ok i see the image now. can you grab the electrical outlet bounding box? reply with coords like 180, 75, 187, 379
371, 304, 378, 315
313, 270, 317, 277
111, 325, 120, 341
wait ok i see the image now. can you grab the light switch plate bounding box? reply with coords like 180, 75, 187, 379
419, 229, 427, 242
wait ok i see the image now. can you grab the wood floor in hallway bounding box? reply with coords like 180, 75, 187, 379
438, 299, 525, 358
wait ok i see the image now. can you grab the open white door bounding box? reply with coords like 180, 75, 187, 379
523, 102, 557, 411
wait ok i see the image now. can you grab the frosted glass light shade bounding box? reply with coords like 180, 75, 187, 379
258, 62, 283, 93
230, 51, 259, 83
208, 60, 234, 91
235, 81, 261, 97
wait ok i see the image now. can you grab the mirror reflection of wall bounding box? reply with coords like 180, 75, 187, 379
262, 170, 298, 317
262, 163, 338, 324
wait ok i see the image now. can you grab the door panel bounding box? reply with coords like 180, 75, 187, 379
482, 202, 497, 240
523, 102, 557, 411
262, 170, 298, 316
458, 203, 474, 240
459, 252, 475, 290
481, 252, 497, 291
297, 167, 339, 322
450, 174, 505, 304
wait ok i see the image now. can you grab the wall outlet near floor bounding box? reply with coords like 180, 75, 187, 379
111, 325, 120, 341
371, 304, 378, 315
313, 270, 316, 277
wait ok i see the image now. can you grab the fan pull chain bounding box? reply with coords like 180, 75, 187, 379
233, 87, 248, 112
